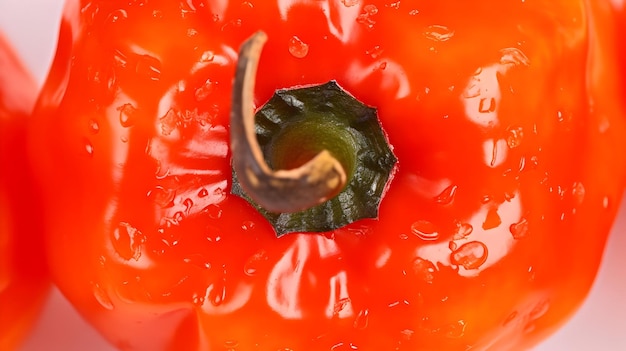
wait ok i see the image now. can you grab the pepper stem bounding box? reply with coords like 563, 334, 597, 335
230, 31, 347, 213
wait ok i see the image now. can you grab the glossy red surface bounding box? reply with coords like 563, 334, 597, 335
0, 32, 49, 350
14, 0, 626, 350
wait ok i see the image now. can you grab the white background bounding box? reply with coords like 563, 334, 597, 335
1, 0, 625, 350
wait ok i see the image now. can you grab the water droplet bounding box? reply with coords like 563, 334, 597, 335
113, 49, 128, 68
80, 2, 99, 24
510, 217, 529, 239
183, 253, 211, 269
333, 298, 351, 316
205, 225, 222, 243
223, 340, 239, 350
88, 119, 100, 134
435, 185, 458, 205
527, 265, 536, 281
195, 79, 216, 101
197, 188, 209, 197
364, 4, 378, 14
424, 25, 454, 42
478, 97, 496, 113
93, 283, 114, 310
530, 155, 540, 168
506, 126, 524, 148
136, 55, 162, 81
85, 140, 94, 156
220, 18, 242, 31
571, 182, 585, 205
409, 9, 419, 15
452, 222, 473, 240
244, 250, 268, 276
388, 301, 401, 308
450, 241, 488, 270
499, 48, 530, 67
353, 309, 369, 329
241, 220, 256, 231
410, 220, 439, 241
192, 292, 205, 306
356, 5, 378, 29
208, 280, 226, 306
365, 45, 383, 59
204, 204, 223, 219
411, 257, 436, 283
602, 195, 610, 209
187, 28, 198, 38
288, 36, 309, 58
386, 1, 401, 10
448, 241, 457, 251
87, 67, 101, 84
152, 9, 163, 18
106, 9, 128, 23
112, 222, 145, 261
183, 198, 194, 214
482, 207, 501, 230
444, 320, 467, 338
200, 50, 215, 63
179, 0, 198, 15
517, 156, 528, 172
486, 138, 506, 166
342, 0, 360, 7
163, 211, 185, 227
529, 299, 550, 320
147, 186, 176, 208
117, 103, 137, 127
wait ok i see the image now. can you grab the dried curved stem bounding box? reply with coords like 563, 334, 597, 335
230, 31, 347, 213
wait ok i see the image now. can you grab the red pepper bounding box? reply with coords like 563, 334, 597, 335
0, 32, 50, 350
29, 0, 626, 350
614, 1, 626, 100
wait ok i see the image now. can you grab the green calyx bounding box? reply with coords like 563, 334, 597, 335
231, 81, 397, 236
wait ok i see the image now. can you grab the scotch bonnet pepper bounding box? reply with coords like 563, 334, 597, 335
29, 0, 626, 350
0, 32, 49, 350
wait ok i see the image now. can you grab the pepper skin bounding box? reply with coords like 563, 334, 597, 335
0, 32, 50, 350
29, 1, 626, 350
614, 0, 626, 100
